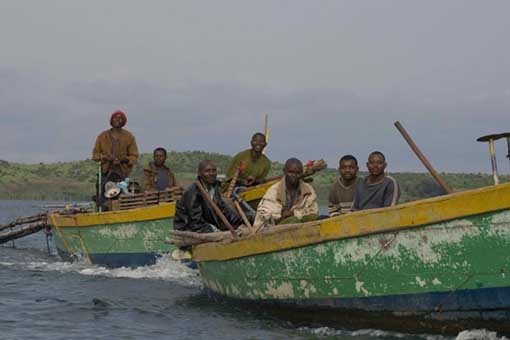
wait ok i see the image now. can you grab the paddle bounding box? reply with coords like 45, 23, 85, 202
195, 180, 238, 240
395, 121, 453, 194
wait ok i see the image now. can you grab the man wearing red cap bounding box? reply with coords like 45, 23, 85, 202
92, 110, 139, 182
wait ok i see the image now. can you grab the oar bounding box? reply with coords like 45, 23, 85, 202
195, 181, 237, 240
233, 199, 254, 233
263, 113, 270, 154
224, 166, 240, 199
395, 121, 453, 194
97, 163, 103, 212
506, 136, 510, 169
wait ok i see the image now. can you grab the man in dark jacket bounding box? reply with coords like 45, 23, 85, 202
140, 147, 177, 192
174, 160, 243, 233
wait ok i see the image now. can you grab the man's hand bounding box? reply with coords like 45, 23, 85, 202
244, 176, 256, 186
281, 209, 293, 219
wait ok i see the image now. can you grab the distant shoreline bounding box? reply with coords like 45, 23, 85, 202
1, 151, 507, 202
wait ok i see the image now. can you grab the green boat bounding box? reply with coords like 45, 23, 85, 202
192, 183, 510, 334
46, 181, 275, 268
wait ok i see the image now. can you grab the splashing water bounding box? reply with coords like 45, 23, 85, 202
0, 252, 201, 288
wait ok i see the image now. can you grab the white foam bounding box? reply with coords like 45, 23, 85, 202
298, 326, 410, 338
78, 254, 202, 287
299, 327, 508, 340
5, 254, 201, 288
455, 329, 508, 340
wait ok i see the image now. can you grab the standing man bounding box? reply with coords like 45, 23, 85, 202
92, 110, 139, 182
222, 133, 271, 192
352, 151, 400, 211
174, 160, 243, 233
141, 147, 178, 192
253, 158, 318, 230
328, 155, 362, 216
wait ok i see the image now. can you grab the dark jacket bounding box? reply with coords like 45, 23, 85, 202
174, 179, 243, 233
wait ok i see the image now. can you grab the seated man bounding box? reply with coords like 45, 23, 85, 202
352, 151, 400, 210
141, 147, 177, 192
328, 154, 362, 216
174, 160, 243, 233
221, 133, 271, 192
253, 158, 318, 230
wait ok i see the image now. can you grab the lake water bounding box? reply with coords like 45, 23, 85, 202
0, 200, 506, 340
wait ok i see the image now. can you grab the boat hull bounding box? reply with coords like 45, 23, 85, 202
49, 204, 175, 268
195, 184, 510, 334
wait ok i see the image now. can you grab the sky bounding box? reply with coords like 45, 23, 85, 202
1, 1, 510, 173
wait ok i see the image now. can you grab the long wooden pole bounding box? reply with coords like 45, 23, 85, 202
224, 167, 240, 199
195, 181, 237, 239
394, 121, 453, 194
97, 163, 103, 212
233, 200, 254, 232
263, 113, 270, 154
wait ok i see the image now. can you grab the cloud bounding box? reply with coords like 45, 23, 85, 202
1, 67, 508, 174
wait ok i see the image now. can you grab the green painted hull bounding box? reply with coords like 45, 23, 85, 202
198, 209, 510, 333
52, 217, 176, 267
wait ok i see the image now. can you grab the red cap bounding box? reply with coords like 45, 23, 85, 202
110, 110, 127, 127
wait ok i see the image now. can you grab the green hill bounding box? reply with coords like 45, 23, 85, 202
0, 152, 507, 204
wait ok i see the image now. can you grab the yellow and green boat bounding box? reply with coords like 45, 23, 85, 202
192, 183, 510, 334
46, 181, 274, 268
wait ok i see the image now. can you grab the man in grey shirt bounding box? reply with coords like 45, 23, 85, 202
352, 151, 399, 210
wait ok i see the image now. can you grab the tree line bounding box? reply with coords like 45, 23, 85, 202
0, 153, 507, 203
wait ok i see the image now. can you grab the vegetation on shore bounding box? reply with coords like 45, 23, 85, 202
0, 152, 507, 203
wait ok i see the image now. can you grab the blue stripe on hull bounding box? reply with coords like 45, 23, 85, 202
56, 248, 162, 268
205, 286, 510, 334
284, 286, 510, 313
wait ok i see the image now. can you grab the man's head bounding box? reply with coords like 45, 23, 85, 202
198, 160, 217, 185
338, 155, 358, 181
110, 110, 127, 128
284, 158, 303, 189
367, 151, 387, 177
250, 133, 267, 154
153, 147, 167, 167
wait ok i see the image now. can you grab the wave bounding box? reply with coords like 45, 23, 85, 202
298, 327, 508, 340
0, 253, 201, 288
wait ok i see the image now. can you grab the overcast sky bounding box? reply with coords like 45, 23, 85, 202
1, 1, 509, 173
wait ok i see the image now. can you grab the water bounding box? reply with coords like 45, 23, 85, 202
0, 200, 506, 340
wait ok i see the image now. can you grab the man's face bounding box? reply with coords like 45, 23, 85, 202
200, 163, 217, 185
284, 162, 303, 188
111, 115, 124, 128
153, 150, 166, 167
250, 135, 266, 153
339, 159, 358, 180
367, 154, 386, 176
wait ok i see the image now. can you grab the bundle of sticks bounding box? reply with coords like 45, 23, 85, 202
166, 220, 321, 247
167, 226, 254, 247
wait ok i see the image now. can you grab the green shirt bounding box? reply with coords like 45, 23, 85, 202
222, 149, 271, 191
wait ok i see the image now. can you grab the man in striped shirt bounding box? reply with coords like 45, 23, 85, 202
352, 151, 400, 211
328, 155, 362, 216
